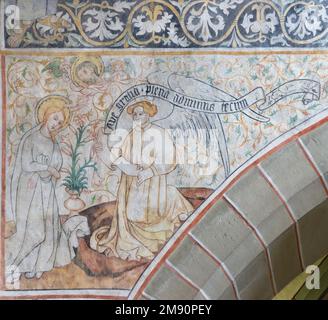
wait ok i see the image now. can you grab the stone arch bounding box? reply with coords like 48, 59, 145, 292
131, 119, 328, 300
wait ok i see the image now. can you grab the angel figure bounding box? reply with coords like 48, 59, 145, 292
90, 100, 194, 261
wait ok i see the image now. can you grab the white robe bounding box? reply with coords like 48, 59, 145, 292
90, 123, 193, 260
6, 125, 89, 277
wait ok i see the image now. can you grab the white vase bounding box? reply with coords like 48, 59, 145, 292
64, 188, 86, 216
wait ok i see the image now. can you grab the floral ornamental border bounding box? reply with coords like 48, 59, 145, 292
4, 0, 328, 49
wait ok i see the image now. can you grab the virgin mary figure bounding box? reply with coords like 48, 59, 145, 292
6, 95, 89, 281
90, 101, 194, 261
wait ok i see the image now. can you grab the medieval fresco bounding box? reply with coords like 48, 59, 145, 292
4, 0, 328, 48
0, 51, 327, 296
1, 0, 328, 300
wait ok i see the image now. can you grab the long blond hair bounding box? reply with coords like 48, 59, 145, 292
36, 95, 70, 129
127, 100, 158, 117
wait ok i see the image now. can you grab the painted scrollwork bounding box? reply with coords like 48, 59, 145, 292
128, 0, 189, 47
283, 1, 328, 44
81, 2, 133, 41
237, 1, 280, 43
5, 0, 328, 48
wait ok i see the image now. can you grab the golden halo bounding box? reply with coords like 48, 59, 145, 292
35, 95, 71, 128
71, 56, 104, 87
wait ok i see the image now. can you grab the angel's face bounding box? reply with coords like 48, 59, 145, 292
77, 63, 98, 86
132, 106, 149, 126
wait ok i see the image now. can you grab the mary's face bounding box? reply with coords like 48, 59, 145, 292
132, 106, 149, 125
46, 111, 65, 134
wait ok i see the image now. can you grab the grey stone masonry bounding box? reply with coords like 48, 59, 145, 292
259, 142, 326, 220
142, 122, 328, 300
299, 123, 328, 192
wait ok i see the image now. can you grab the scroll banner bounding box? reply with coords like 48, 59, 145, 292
104, 79, 320, 133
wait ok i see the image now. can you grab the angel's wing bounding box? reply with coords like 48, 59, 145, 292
147, 72, 231, 178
